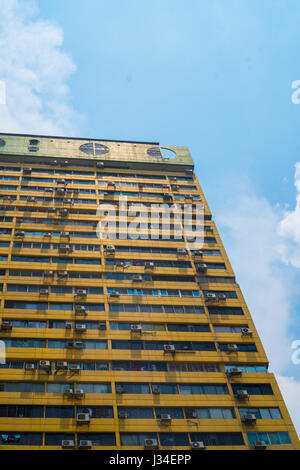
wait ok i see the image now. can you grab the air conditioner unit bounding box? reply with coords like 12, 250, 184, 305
39, 288, 49, 295
57, 270, 68, 278
191, 441, 206, 450
1, 320, 12, 330
66, 341, 75, 349
63, 388, 74, 396
98, 322, 107, 330
65, 198, 72, 204
253, 440, 267, 450
144, 261, 155, 270
74, 341, 84, 349
76, 413, 90, 424
115, 385, 124, 394
172, 185, 179, 191
75, 305, 86, 314
109, 291, 120, 298
197, 263, 207, 273
60, 231, 70, 238
205, 226, 213, 232
23, 168, 32, 175
45, 188, 54, 193
227, 367, 242, 377
75, 324, 87, 332
144, 438, 158, 449
160, 414, 172, 424
170, 177, 177, 181
47, 207, 56, 213
61, 440, 75, 449
163, 193, 172, 201
15, 231, 25, 237
39, 360, 51, 370
104, 245, 115, 254
59, 244, 71, 253
59, 209, 68, 217
65, 322, 73, 329
56, 188, 65, 195
205, 293, 218, 300
132, 275, 143, 282
118, 411, 128, 419
184, 195, 193, 201
57, 179, 66, 184
193, 250, 203, 258
217, 293, 227, 300
152, 385, 160, 394
60, 160, 69, 167
70, 364, 81, 372
131, 324, 142, 333
25, 363, 35, 371
185, 169, 193, 174
56, 361, 68, 370
241, 327, 252, 336
27, 197, 36, 202
162, 184, 169, 189
74, 389, 85, 397
96, 162, 104, 168
107, 182, 116, 189
227, 344, 238, 352
76, 289, 87, 297
164, 344, 176, 353
115, 261, 125, 267
78, 440, 92, 449
235, 389, 249, 400
43, 232, 52, 238
242, 413, 257, 424
177, 248, 186, 254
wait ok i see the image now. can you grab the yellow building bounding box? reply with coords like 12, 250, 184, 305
0, 132, 298, 450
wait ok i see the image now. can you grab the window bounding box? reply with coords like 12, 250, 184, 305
116, 383, 150, 394
231, 383, 273, 395
239, 408, 282, 420
118, 407, 153, 419
247, 432, 291, 446
190, 432, 244, 446
120, 433, 157, 446
180, 384, 228, 395
1, 433, 43, 445
159, 433, 189, 446
45, 406, 74, 418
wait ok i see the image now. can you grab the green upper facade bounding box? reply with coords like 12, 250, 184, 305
0, 133, 193, 168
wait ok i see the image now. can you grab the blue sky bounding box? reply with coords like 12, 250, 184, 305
0, 0, 300, 435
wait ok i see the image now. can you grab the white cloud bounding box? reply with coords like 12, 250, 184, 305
0, 0, 81, 135
278, 162, 300, 267
276, 375, 300, 435
216, 193, 293, 371
215, 186, 300, 437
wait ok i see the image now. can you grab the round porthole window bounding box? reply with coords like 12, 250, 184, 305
79, 143, 109, 155
0, 139, 6, 148
147, 146, 176, 160
147, 147, 163, 159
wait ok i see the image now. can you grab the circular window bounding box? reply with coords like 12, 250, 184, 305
79, 142, 109, 155
147, 146, 176, 160
160, 148, 176, 159
0, 139, 6, 148
147, 147, 163, 159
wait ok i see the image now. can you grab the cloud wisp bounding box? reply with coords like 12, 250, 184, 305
0, 0, 81, 135
215, 182, 300, 436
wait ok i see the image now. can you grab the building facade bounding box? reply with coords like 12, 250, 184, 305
0, 132, 298, 450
